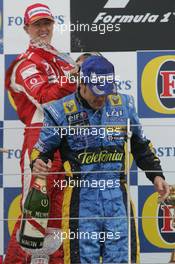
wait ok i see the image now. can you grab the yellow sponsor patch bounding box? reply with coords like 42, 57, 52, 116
64, 161, 73, 177
30, 148, 40, 161
106, 126, 127, 133
108, 94, 122, 106
63, 100, 78, 114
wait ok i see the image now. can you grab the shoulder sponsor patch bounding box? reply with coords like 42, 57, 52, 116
108, 94, 122, 106
20, 64, 39, 80
63, 99, 78, 114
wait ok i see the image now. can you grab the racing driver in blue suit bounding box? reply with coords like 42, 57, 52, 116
30, 55, 170, 264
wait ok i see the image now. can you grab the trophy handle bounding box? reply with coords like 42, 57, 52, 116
169, 250, 175, 263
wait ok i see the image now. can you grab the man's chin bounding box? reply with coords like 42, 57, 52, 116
31, 37, 51, 45
40, 38, 50, 44
92, 104, 104, 110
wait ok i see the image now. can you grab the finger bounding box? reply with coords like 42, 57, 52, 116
163, 185, 170, 199
0, 148, 9, 153
33, 172, 48, 179
33, 164, 48, 172
47, 159, 52, 169
159, 194, 168, 202
32, 167, 49, 177
155, 180, 166, 193
159, 186, 170, 202
37, 159, 49, 168
34, 159, 49, 170
158, 190, 167, 202
154, 183, 162, 193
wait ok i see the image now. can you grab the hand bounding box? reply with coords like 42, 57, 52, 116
69, 66, 80, 77
32, 159, 52, 179
154, 176, 170, 202
0, 148, 9, 153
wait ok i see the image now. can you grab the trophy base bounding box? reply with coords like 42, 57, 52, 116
31, 257, 49, 264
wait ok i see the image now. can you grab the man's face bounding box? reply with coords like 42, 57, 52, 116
24, 18, 54, 44
81, 84, 107, 110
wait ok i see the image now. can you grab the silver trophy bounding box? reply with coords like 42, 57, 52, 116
31, 254, 49, 264
17, 228, 62, 264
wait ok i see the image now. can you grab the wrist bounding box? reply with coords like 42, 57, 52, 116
153, 175, 165, 184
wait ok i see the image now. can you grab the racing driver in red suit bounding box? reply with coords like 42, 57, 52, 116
4, 3, 77, 264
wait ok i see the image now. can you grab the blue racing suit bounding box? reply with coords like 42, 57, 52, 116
31, 90, 164, 264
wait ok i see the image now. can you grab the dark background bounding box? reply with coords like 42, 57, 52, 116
71, 0, 175, 51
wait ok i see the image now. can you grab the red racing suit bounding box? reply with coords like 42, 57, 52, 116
4, 42, 77, 264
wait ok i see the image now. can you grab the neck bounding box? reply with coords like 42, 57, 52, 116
79, 86, 86, 100
29, 39, 58, 55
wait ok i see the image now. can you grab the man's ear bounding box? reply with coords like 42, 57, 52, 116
23, 25, 29, 34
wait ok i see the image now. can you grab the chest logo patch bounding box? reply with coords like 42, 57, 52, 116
63, 99, 78, 114
108, 94, 122, 106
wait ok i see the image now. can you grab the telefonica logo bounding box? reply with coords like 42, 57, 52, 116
104, 0, 130, 9
78, 150, 123, 165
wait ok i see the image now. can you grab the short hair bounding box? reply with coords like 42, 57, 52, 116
76, 52, 102, 63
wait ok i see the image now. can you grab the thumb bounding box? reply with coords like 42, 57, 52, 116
47, 159, 52, 169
